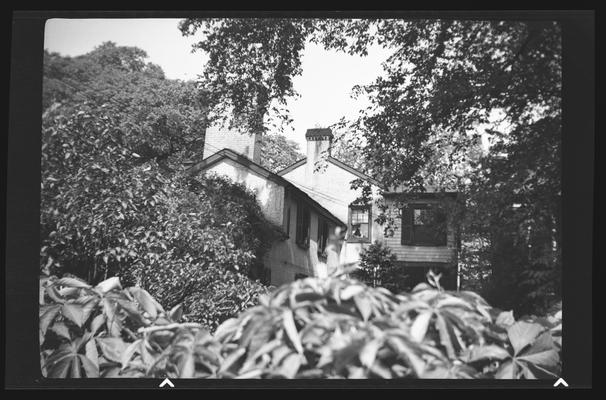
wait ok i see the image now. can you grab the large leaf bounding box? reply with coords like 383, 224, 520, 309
507, 321, 544, 355
169, 304, 184, 322
51, 322, 71, 340
45, 345, 77, 378
40, 304, 62, 336
103, 298, 122, 336
61, 297, 99, 328
55, 277, 91, 289
517, 332, 559, 370
95, 277, 122, 294
78, 354, 100, 377
340, 285, 364, 300
464, 344, 510, 363
495, 360, 516, 379
213, 318, 239, 342
353, 295, 372, 321
359, 338, 382, 369
130, 287, 158, 319
121, 339, 142, 369
410, 311, 432, 343
85, 337, 99, 364
282, 310, 303, 354
218, 347, 246, 375
495, 310, 515, 328
276, 353, 302, 378
96, 337, 127, 363
386, 336, 426, 377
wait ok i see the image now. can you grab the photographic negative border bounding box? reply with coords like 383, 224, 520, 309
5, 9, 594, 389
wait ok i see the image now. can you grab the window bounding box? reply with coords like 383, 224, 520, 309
295, 201, 310, 248
348, 205, 371, 242
285, 206, 291, 237
401, 204, 447, 246
317, 217, 330, 256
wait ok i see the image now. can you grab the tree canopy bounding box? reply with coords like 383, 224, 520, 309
259, 133, 304, 173
44, 41, 209, 172
179, 19, 315, 136
41, 42, 279, 329
180, 19, 562, 314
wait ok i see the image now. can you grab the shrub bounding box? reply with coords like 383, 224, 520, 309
353, 242, 406, 294
40, 106, 281, 329
40, 274, 561, 379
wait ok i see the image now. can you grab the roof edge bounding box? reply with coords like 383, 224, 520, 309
186, 149, 346, 228
276, 157, 306, 176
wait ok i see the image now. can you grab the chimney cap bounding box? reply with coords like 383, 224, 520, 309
305, 128, 333, 140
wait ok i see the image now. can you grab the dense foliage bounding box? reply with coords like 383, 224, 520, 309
41, 43, 278, 329
353, 242, 407, 294
259, 133, 304, 173
44, 42, 209, 171
180, 19, 562, 315
179, 19, 316, 137
40, 275, 561, 379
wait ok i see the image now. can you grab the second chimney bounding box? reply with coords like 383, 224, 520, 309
305, 128, 333, 187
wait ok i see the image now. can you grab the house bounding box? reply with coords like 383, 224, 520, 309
278, 128, 460, 290
193, 124, 459, 290
276, 128, 385, 267
187, 126, 346, 286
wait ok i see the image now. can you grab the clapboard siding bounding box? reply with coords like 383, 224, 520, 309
383, 200, 457, 264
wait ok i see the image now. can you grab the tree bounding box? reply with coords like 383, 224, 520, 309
352, 241, 405, 293
179, 19, 315, 137
318, 20, 562, 315
184, 19, 562, 314
259, 133, 304, 173
328, 125, 371, 174
40, 43, 280, 328
43, 42, 209, 172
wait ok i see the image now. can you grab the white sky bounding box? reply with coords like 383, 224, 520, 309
44, 18, 391, 151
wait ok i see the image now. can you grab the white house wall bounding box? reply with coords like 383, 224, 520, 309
204, 158, 285, 226
264, 191, 341, 286
203, 159, 342, 286
282, 161, 383, 265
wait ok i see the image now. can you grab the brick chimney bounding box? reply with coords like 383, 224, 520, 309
203, 124, 262, 164
305, 128, 333, 186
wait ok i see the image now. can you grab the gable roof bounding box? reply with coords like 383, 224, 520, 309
276, 156, 385, 189
305, 128, 334, 139
185, 148, 347, 227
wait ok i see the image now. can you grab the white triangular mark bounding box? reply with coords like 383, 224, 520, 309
553, 378, 568, 387
159, 378, 174, 388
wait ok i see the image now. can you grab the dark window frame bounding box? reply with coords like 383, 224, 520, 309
285, 205, 291, 238
295, 200, 311, 249
317, 216, 330, 258
348, 204, 371, 243
401, 203, 448, 247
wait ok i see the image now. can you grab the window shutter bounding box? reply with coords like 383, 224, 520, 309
295, 203, 302, 244
401, 206, 413, 245
435, 210, 447, 246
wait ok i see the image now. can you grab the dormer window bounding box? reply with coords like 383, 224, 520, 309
348, 205, 371, 243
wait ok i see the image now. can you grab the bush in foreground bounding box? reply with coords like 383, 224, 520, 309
39, 274, 561, 379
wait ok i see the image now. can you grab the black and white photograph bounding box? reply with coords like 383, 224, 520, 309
5, 10, 594, 389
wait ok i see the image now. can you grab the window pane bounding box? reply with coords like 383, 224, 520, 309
351, 209, 369, 224
415, 208, 435, 225
411, 206, 447, 245
351, 223, 369, 239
